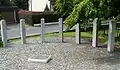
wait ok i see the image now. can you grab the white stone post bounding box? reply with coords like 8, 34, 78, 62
76, 23, 81, 44
59, 18, 63, 42
0, 19, 7, 47
41, 18, 45, 43
92, 18, 98, 47
107, 20, 116, 52
20, 19, 26, 44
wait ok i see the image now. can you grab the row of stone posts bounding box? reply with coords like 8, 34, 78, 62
75, 18, 116, 52
41, 18, 63, 43
0, 19, 27, 47
0, 18, 63, 47
0, 18, 116, 52
91, 18, 115, 52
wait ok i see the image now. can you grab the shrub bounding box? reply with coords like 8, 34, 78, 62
0, 41, 3, 47
0, 37, 3, 47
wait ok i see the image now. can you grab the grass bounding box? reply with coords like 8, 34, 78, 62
45, 31, 92, 38
46, 31, 107, 43
8, 31, 108, 43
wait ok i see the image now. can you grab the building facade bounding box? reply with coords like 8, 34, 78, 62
28, 0, 50, 12
0, 6, 18, 24
27, 0, 58, 25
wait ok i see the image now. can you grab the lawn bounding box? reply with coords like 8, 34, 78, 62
45, 31, 107, 43
8, 31, 108, 43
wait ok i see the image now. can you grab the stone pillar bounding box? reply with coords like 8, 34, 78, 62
59, 18, 63, 42
41, 18, 45, 43
0, 19, 7, 47
20, 19, 26, 44
76, 23, 81, 44
92, 18, 98, 47
107, 20, 116, 52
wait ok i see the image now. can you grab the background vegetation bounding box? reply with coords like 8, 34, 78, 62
54, 0, 120, 30
0, 0, 29, 9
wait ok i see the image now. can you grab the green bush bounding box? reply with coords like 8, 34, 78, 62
0, 41, 3, 47
0, 37, 3, 47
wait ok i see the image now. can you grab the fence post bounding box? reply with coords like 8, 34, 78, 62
20, 19, 26, 44
107, 20, 116, 52
41, 18, 45, 43
92, 18, 98, 47
59, 18, 63, 42
76, 23, 81, 44
0, 19, 7, 47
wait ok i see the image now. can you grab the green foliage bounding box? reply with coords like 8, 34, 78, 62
64, 0, 89, 30
11, 0, 29, 9
0, 0, 12, 6
0, 38, 3, 47
54, 0, 74, 18
0, 0, 29, 9
0, 41, 3, 47
54, 0, 120, 30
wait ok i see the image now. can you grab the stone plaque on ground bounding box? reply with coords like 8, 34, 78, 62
28, 55, 51, 63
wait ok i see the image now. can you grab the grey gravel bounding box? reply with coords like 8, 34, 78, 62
0, 37, 120, 70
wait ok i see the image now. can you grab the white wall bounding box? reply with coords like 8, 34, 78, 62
29, 0, 50, 12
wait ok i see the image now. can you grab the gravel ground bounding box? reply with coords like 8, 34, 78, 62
0, 37, 120, 70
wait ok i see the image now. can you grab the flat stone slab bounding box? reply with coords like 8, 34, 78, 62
28, 55, 51, 63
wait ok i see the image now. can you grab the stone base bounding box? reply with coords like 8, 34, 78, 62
28, 55, 51, 63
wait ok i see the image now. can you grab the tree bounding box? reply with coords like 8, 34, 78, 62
0, 0, 12, 6
12, 0, 29, 9
54, 0, 120, 30
54, 0, 74, 18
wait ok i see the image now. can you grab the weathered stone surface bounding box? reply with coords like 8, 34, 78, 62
20, 19, 26, 44
76, 23, 81, 44
41, 18, 45, 43
0, 19, 7, 47
92, 18, 98, 47
107, 20, 116, 52
28, 55, 51, 63
59, 18, 63, 42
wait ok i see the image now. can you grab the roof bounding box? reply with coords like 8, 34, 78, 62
0, 6, 18, 12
